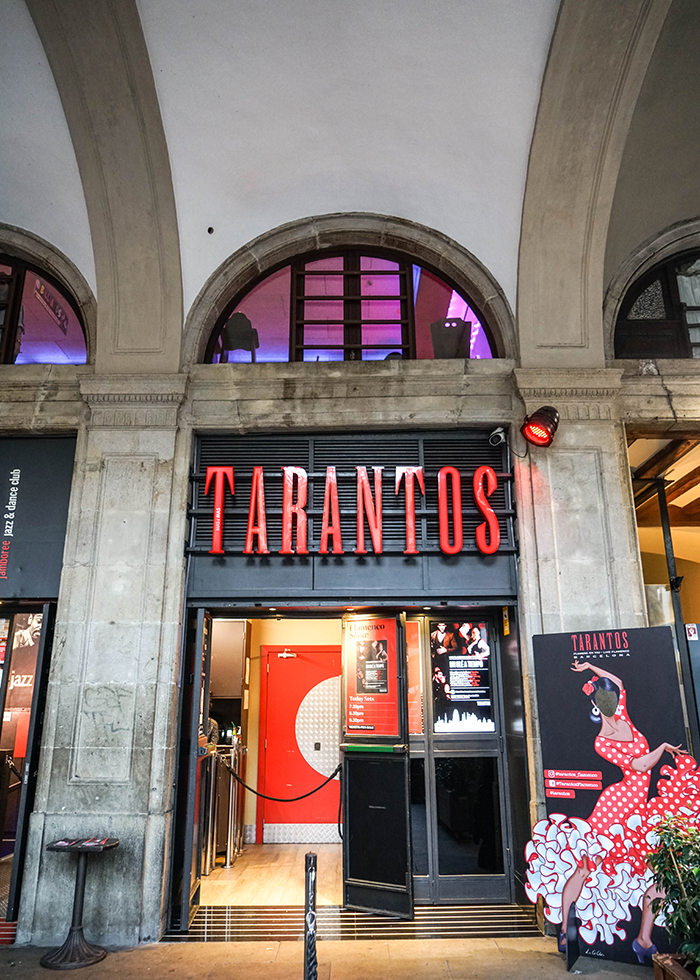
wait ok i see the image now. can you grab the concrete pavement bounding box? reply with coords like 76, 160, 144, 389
0, 936, 651, 979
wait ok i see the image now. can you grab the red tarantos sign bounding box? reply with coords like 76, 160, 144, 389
204, 463, 501, 557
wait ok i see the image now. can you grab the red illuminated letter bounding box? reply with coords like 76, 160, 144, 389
280, 466, 308, 554
355, 466, 383, 554
395, 466, 425, 555
319, 466, 343, 554
205, 466, 234, 555
474, 465, 500, 555
244, 466, 269, 554
438, 466, 463, 554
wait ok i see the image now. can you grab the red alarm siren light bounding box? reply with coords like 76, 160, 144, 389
521, 406, 560, 447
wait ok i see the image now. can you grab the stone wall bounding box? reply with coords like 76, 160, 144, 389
2, 357, 697, 943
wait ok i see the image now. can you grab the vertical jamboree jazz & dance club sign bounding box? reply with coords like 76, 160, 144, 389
525, 626, 700, 966
0, 438, 76, 599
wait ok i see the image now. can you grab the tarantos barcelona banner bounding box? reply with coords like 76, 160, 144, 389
526, 627, 700, 966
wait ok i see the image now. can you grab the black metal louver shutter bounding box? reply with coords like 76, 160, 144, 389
189, 431, 514, 557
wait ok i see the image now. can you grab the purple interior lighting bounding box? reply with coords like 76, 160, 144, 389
213, 258, 492, 363
216, 265, 291, 362
14, 273, 86, 364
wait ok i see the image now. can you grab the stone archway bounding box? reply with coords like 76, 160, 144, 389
0, 222, 97, 364
182, 212, 516, 369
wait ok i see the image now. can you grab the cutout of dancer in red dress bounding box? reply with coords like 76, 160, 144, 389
526, 661, 700, 962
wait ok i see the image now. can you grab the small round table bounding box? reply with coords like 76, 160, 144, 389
40, 837, 119, 971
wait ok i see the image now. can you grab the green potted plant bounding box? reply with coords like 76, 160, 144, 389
646, 816, 700, 979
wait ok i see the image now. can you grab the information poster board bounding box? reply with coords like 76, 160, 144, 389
343, 617, 399, 738
430, 620, 494, 733
525, 626, 700, 965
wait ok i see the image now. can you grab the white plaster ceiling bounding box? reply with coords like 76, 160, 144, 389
136, 0, 560, 314
0, 0, 95, 292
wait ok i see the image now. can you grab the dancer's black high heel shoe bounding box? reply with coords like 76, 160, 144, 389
564, 903, 581, 972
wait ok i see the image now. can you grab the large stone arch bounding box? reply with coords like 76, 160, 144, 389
0, 222, 97, 364
25, 0, 182, 374
182, 212, 516, 370
518, 0, 673, 369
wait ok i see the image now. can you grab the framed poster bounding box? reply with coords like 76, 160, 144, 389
525, 626, 700, 966
343, 617, 400, 738
430, 620, 494, 733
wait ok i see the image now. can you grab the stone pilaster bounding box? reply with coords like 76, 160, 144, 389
17, 375, 190, 946
513, 369, 647, 823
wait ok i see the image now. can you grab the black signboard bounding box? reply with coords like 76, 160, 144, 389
0, 438, 75, 599
187, 431, 517, 601
525, 626, 700, 966
430, 620, 494, 732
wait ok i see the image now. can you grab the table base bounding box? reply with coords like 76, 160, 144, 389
40, 926, 107, 971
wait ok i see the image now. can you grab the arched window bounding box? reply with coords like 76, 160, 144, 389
204, 250, 495, 363
0, 255, 87, 364
614, 251, 700, 359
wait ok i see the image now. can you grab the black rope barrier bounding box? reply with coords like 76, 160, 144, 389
223, 759, 342, 803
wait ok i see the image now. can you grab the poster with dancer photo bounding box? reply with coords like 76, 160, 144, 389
343, 617, 399, 738
525, 626, 700, 966
431, 621, 494, 733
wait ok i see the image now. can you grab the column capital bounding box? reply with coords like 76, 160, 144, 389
80, 374, 188, 428
514, 368, 624, 422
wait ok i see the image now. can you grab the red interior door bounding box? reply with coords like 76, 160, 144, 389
258, 646, 341, 842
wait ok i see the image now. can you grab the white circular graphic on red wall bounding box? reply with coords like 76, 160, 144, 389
295, 675, 341, 778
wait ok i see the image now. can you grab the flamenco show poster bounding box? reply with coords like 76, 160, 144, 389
343, 617, 399, 738
526, 626, 700, 966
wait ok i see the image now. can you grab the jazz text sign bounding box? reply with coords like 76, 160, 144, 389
203, 463, 501, 557
343, 617, 399, 738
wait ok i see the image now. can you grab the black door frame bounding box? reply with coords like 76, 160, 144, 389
171, 600, 527, 928
408, 613, 514, 904
171, 608, 211, 930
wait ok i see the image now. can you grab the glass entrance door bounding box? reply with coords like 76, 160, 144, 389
408, 615, 512, 903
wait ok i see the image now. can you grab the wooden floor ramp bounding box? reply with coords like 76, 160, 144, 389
164, 904, 540, 943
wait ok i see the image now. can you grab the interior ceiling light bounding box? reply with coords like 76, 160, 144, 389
521, 406, 560, 448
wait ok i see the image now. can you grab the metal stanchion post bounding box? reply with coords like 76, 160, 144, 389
235, 743, 246, 855
203, 754, 217, 874
224, 745, 236, 869
304, 852, 317, 980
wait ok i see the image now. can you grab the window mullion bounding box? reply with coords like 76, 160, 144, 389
344, 252, 361, 361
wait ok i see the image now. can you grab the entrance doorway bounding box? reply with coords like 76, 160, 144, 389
0, 604, 54, 927
170, 606, 524, 930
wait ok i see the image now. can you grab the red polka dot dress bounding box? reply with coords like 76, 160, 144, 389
586, 688, 651, 874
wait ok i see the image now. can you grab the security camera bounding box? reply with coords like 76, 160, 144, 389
488, 426, 506, 447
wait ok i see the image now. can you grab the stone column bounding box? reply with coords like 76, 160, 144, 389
17, 375, 190, 946
513, 369, 648, 824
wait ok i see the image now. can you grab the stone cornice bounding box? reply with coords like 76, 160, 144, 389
80, 375, 188, 427
514, 369, 624, 420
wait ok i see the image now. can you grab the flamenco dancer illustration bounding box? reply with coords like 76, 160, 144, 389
526, 661, 700, 963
